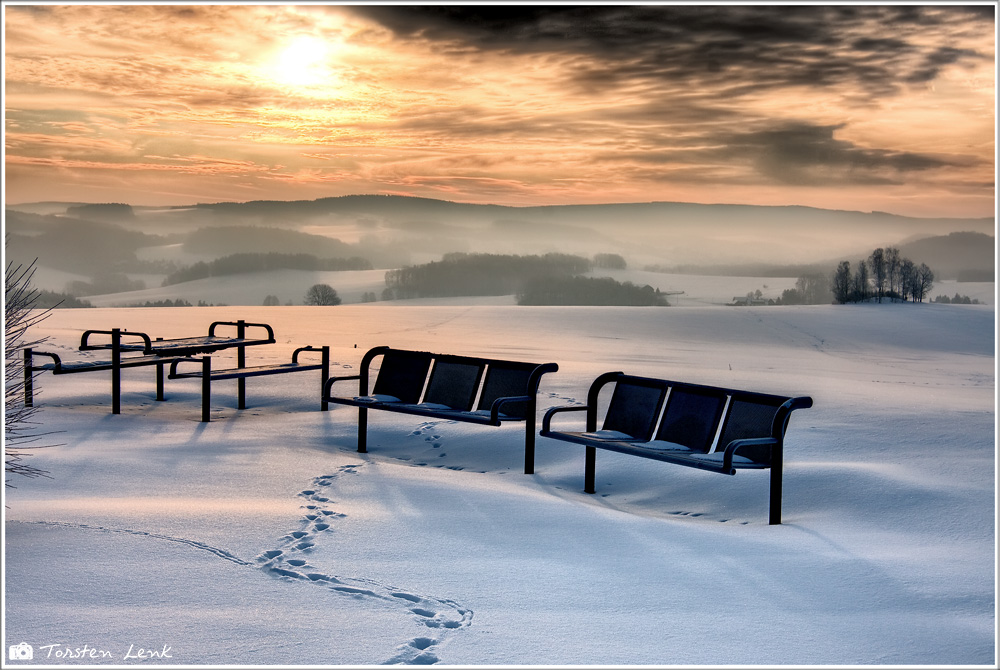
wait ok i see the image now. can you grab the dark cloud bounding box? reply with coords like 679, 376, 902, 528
598, 122, 965, 187
724, 124, 958, 185
351, 5, 993, 97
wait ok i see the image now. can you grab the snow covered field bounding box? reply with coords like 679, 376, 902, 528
3, 298, 996, 666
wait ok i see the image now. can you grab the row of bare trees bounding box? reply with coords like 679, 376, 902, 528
831, 247, 934, 304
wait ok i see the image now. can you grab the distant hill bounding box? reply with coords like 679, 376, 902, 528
898, 232, 995, 281
650, 232, 996, 281
183, 225, 356, 258
4, 210, 168, 275
7, 195, 994, 282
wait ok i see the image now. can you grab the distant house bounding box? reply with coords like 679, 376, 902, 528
731, 296, 767, 306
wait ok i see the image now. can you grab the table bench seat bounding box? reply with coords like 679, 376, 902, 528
168, 346, 330, 421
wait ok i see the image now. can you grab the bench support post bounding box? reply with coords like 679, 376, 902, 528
584, 446, 597, 494
524, 424, 535, 474
321, 346, 330, 412
111, 328, 121, 415
155, 338, 166, 401
769, 448, 783, 525
582, 394, 600, 493
24, 348, 34, 408
236, 320, 247, 410
201, 356, 212, 422
357, 407, 368, 453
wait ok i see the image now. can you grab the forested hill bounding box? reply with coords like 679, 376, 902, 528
187, 195, 993, 234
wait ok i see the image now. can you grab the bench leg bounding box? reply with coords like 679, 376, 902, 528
201, 356, 212, 423
237, 322, 246, 410
524, 421, 535, 475
155, 338, 166, 401
156, 362, 166, 401
321, 346, 330, 412
23, 348, 33, 408
584, 446, 596, 494
357, 406, 368, 453
769, 455, 783, 525
111, 328, 121, 415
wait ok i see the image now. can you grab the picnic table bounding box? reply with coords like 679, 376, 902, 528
26, 320, 278, 414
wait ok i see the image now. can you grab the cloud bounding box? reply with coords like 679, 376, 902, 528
598, 122, 968, 187
2, 4, 993, 216
723, 123, 961, 186
350, 5, 993, 100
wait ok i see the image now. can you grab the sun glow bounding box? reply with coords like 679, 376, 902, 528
269, 35, 331, 88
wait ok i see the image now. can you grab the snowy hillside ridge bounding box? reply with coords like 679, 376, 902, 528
33, 264, 995, 309
4, 301, 995, 666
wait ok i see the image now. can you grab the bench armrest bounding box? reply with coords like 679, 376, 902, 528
721, 437, 778, 473
292, 345, 327, 364
323, 374, 362, 398
541, 405, 588, 433
168, 357, 205, 376
487, 394, 530, 423
80, 329, 153, 353
208, 320, 276, 343
26, 349, 63, 371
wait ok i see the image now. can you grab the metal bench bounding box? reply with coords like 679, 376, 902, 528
24, 321, 279, 414
81, 320, 277, 356
24, 329, 185, 413
323, 346, 558, 472
168, 346, 330, 422
540, 372, 813, 524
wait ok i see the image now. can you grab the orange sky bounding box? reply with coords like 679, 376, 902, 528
3, 4, 996, 217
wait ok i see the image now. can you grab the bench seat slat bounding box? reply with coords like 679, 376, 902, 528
326, 397, 520, 425
544, 431, 768, 472
169, 362, 325, 381
39, 354, 180, 374
115, 336, 274, 355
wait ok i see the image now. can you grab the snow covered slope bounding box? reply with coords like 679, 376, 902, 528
4, 300, 995, 665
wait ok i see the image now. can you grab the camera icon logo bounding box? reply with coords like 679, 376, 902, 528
9, 642, 33, 661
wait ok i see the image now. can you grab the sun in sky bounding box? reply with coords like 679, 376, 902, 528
268, 35, 332, 89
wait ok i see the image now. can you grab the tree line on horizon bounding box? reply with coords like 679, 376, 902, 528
162, 252, 372, 286
383, 252, 593, 299
831, 247, 934, 304
517, 276, 668, 306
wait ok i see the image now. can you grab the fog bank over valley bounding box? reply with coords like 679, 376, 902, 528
5, 196, 994, 306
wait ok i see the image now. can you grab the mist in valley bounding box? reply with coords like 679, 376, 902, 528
5, 196, 994, 306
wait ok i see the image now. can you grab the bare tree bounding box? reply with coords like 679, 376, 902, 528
853, 260, 870, 303
899, 258, 915, 302
796, 273, 833, 304
885, 247, 902, 301
868, 248, 887, 303
5, 259, 55, 485
304, 283, 342, 306
913, 263, 935, 302
831, 261, 852, 304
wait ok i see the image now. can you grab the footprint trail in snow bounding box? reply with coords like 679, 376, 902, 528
254, 464, 474, 665
21, 463, 472, 665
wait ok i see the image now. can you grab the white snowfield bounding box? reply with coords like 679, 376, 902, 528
3, 300, 995, 666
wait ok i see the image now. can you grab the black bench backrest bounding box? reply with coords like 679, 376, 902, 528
716, 393, 789, 465
423, 358, 486, 410
655, 386, 728, 452
602, 378, 668, 440
476, 361, 537, 419
372, 349, 432, 403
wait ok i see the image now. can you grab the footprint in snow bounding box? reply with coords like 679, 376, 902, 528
257, 465, 474, 664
